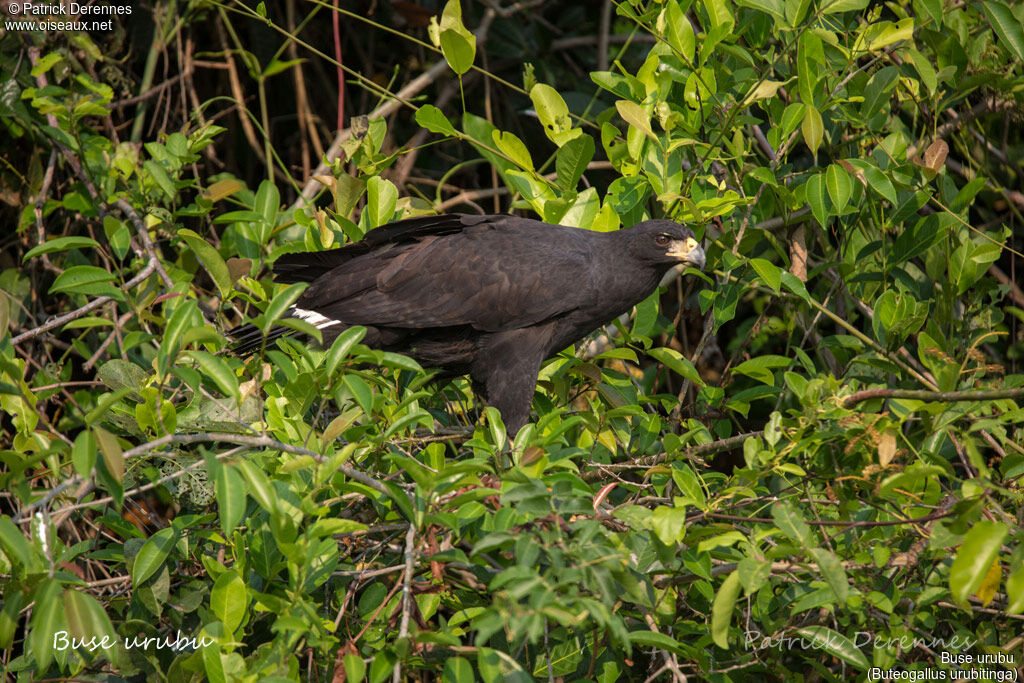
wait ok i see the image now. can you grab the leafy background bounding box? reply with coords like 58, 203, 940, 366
1, 0, 1023, 680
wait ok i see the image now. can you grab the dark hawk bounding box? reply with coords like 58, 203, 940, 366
230, 213, 706, 432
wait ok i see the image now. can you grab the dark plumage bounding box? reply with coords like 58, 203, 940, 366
230, 213, 705, 432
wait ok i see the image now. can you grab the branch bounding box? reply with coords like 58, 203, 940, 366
290, 10, 497, 209
393, 523, 418, 683
16, 431, 392, 523
119, 432, 393, 497
114, 200, 176, 290
11, 257, 158, 346
843, 387, 1024, 408
583, 431, 761, 483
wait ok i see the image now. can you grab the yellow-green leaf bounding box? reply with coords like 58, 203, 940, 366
711, 571, 742, 648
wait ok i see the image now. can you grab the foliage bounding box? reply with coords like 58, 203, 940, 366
1, 0, 1023, 680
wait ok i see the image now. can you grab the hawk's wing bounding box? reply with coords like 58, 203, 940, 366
293, 216, 597, 333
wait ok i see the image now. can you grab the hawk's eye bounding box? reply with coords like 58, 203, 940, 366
655, 234, 671, 246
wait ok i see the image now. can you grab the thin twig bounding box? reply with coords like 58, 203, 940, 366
843, 387, 1024, 408
32, 149, 61, 276
393, 523, 418, 683
11, 258, 158, 346
582, 431, 761, 483
83, 309, 134, 371
114, 200, 175, 290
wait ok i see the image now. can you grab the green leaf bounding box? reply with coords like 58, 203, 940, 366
861, 66, 899, 120
158, 301, 202, 376
530, 83, 581, 147
343, 374, 375, 414
440, 29, 475, 75
749, 258, 781, 293
94, 426, 124, 484
364, 176, 397, 229
810, 547, 850, 604
48, 265, 119, 299
104, 216, 131, 259
343, 654, 366, 683
254, 179, 280, 230
847, 159, 897, 204
504, 170, 555, 217
216, 464, 247, 537
950, 521, 1008, 604
616, 100, 655, 141
185, 350, 240, 403
737, 557, 772, 592
804, 172, 830, 226
671, 464, 708, 508
785, 0, 812, 26
560, 187, 600, 228
262, 282, 307, 332
590, 71, 643, 100
492, 130, 534, 172
443, 656, 474, 682
661, 0, 696, 62
30, 52, 63, 77
63, 589, 117, 658
630, 291, 658, 339
0, 516, 32, 567
383, 410, 433, 439
915, 0, 943, 27
780, 102, 805, 137
326, 326, 367, 377
554, 134, 595, 191
780, 272, 813, 305
178, 229, 232, 298
907, 48, 938, 95
28, 580, 63, 673
462, 113, 515, 178
1007, 566, 1024, 614
825, 164, 851, 213
211, 569, 249, 634
733, 355, 790, 385
132, 527, 175, 587
734, 0, 785, 24
485, 406, 506, 451
702, 0, 735, 33
801, 105, 823, 154
0, 290, 8, 343
772, 501, 813, 547
204, 178, 245, 202
794, 626, 869, 670
820, 0, 868, 13
415, 104, 457, 136
711, 571, 741, 648
628, 630, 684, 654
71, 430, 97, 479
23, 236, 100, 261
236, 459, 276, 514
797, 31, 823, 105
143, 160, 176, 200
649, 506, 687, 544
981, 2, 1024, 65
261, 57, 304, 79
435, 0, 476, 75
867, 18, 914, 51
648, 347, 704, 386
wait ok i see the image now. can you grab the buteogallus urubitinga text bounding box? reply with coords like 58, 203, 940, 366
230, 213, 706, 432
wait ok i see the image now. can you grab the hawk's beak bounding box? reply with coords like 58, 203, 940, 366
667, 237, 706, 270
